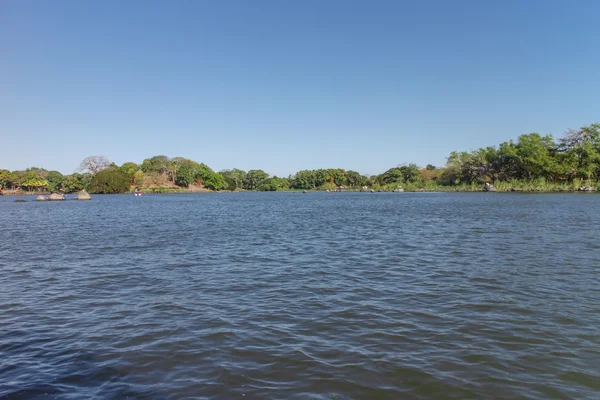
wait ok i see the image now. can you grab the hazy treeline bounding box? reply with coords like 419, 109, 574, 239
1, 123, 598, 194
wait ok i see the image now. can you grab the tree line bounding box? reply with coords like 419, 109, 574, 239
1, 123, 598, 194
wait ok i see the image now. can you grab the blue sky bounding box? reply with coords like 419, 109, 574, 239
2, 0, 599, 176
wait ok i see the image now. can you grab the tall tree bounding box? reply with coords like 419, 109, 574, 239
515, 133, 556, 180
220, 169, 247, 190
167, 161, 179, 184
79, 156, 111, 174
0, 169, 11, 190
245, 170, 269, 190
558, 124, 600, 180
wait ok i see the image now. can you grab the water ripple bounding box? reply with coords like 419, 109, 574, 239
1, 193, 599, 399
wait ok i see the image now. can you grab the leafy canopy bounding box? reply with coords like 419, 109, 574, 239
89, 169, 131, 194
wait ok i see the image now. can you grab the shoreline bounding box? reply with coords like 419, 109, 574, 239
3, 188, 597, 196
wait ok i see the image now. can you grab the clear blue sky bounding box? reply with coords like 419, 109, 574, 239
2, 0, 599, 176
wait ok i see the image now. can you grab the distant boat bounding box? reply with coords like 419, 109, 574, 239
134, 191, 142, 196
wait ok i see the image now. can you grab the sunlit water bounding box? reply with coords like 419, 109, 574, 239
1, 192, 599, 399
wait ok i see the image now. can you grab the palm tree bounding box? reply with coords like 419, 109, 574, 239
167, 162, 179, 184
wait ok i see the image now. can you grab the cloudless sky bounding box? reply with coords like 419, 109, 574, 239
2, 0, 599, 176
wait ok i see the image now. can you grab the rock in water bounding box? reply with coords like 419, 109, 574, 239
483, 183, 497, 192
14, 199, 27, 203
78, 189, 91, 200
394, 186, 404, 192
48, 193, 64, 201
36, 195, 48, 201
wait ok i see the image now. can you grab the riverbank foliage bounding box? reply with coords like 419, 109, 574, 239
1, 123, 599, 194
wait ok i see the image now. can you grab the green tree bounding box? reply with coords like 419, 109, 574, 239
10, 171, 28, 189
89, 169, 131, 194
259, 179, 278, 191
403, 164, 421, 182
63, 174, 83, 193
272, 176, 290, 190
377, 167, 401, 185
175, 164, 195, 187
171, 157, 199, 168
0, 169, 11, 190
119, 162, 142, 186
260, 176, 290, 191
444, 151, 487, 184
558, 124, 600, 180
141, 155, 170, 174
46, 171, 65, 192
194, 163, 216, 183
245, 170, 269, 190
492, 141, 521, 181
26, 167, 48, 179
120, 162, 139, 176
515, 133, 557, 180
378, 164, 424, 185
362, 175, 374, 187
438, 165, 461, 186
167, 161, 179, 184
133, 170, 145, 187
291, 170, 316, 189
314, 169, 331, 187
220, 169, 247, 190
22, 175, 48, 192
203, 172, 227, 190
62, 173, 93, 193
329, 168, 347, 186
344, 170, 364, 187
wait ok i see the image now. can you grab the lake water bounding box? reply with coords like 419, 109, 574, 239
1, 192, 599, 399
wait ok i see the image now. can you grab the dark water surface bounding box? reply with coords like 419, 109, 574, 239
1, 192, 599, 399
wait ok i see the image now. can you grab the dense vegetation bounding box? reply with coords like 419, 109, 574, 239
89, 169, 131, 194
1, 123, 599, 194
